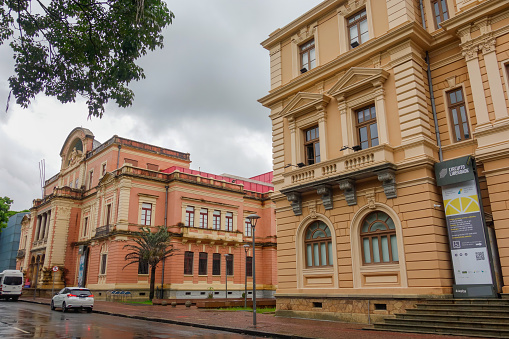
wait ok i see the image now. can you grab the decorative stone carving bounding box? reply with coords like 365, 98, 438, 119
316, 185, 333, 210
286, 191, 302, 216
377, 170, 397, 199
481, 38, 496, 55
462, 45, 478, 62
338, 179, 357, 206
309, 209, 317, 220
365, 189, 376, 209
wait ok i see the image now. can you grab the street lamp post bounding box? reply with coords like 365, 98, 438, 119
243, 244, 250, 308
224, 254, 230, 300
247, 213, 260, 326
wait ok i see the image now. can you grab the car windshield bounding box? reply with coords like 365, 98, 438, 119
3, 276, 22, 285
70, 289, 92, 296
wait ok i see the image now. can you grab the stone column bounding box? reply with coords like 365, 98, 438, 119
481, 38, 508, 121
374, 83, 389, 145
317, 108, 328, 162
463, 45, 491, 126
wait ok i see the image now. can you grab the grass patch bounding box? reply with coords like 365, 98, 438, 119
217, 307, 275, 313
119, 300, 153, 305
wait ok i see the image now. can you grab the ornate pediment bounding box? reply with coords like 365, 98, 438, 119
327, 67, 389, 100
279, 92, 331, 119
98, 172, 115, 186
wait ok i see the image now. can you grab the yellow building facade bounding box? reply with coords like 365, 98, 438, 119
259, 0, 509, 323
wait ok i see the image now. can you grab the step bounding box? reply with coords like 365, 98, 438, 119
416, 303, 509, 311
426, 298, 509, 306
395, 312, 509, 324
384, 317, 509, 330
374, 322, 509, 338
406, 307, 509, 317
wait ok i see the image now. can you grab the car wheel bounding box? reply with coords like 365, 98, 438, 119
50, 301, 55, 310
62, 302, 67, 313
12, 297, 19, 301
86, 308, 92, 313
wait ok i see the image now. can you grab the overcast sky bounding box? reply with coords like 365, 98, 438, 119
0, 1, 323, 211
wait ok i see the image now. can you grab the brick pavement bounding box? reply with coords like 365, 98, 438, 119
20, 297, 477, 339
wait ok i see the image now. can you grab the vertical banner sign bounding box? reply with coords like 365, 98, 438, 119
435, 156, 496, 298
77, 245, 85, 287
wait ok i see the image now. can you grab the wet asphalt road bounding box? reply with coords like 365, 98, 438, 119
0, 300, 261, 339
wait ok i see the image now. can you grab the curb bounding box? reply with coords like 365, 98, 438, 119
19, 299, 311, 339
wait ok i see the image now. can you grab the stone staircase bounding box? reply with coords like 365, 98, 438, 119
373, 298, 509, 338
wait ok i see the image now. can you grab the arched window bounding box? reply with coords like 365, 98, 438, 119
305, 221, 332, 267
360, 211, 398, 264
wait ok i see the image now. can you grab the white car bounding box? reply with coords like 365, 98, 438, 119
51, 287, 94, 313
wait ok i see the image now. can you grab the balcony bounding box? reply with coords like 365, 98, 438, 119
281, 144, 397, 215
94, 225, 111, 238
16, 249, 25, 258
283, 144, 395, 189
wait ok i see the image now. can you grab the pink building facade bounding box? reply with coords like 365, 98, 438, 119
17, 128, 277, 299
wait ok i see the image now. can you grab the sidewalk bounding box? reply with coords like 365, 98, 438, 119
20, 297, 475, 339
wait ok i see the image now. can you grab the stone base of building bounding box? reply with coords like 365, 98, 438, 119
275, 295, 452, 324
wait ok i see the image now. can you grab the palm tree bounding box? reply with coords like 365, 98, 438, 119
123, 226, 176, 300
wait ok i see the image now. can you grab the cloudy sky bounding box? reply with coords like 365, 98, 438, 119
0, 1, 323, 211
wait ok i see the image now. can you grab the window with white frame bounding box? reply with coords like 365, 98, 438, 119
245, 218, 252, 237
199, 208, 208, 228
185, 206, 195, 227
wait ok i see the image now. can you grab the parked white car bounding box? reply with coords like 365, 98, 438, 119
51, 287, 94, 313
0, 270, 23, 301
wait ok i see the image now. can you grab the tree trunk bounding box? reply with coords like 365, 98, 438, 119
149, 264, 157, 300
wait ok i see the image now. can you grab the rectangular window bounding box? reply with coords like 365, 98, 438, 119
212, 253, 221, 276
100, 253, 107, 275
226, 254, 234, 276
225, 212, 233, 232
105, 204, 112, 225
75, 179, 79, 189
198, 252, 208, 275
147, 163, 159, 171
83, 217, 88, 237
300, 39, 316, 72
141, 203, 152, 226
138, 260, 149, 275
447, 88, 470, 142
199, 208, 208, 228
304, 126, 320, 165
88, 170, 94, 190
347, 9, 368, 48
124, 158, 138, 167
101, 163, 107, 176
184, 251, 194, 275
245, 218, 252, 237
246, 256, 253, 277
185, 206, 195, 227
213, 210, 221, 230
432, 0, 449, 29
356, 105, 378, 150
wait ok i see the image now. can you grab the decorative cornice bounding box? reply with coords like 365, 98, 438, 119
259, 22, 432, 108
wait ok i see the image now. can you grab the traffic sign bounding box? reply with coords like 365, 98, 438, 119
52, 266, 59, 272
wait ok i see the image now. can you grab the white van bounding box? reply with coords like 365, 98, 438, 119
0, 270, 24, 301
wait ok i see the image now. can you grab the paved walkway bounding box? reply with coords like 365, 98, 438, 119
20, 297, 476, 339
